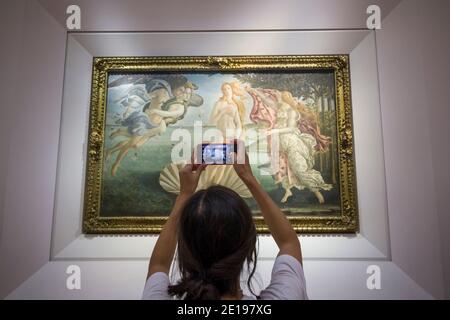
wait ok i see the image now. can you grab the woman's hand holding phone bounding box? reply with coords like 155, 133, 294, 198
232, 140, 257, 185
179, 154, 207, 197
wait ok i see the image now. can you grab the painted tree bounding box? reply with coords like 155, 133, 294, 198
235, 72, 334, 106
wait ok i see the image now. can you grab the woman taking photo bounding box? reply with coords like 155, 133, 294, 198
142, 147, 308, 300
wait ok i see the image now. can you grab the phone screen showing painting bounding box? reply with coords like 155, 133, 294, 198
199, 143, 236, 165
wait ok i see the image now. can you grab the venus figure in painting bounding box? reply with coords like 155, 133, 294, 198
247, 87, 332, 203
159, 81, 251, 198
209, 82, 246, 141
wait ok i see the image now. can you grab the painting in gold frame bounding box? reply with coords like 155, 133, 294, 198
83, 55, 358, 234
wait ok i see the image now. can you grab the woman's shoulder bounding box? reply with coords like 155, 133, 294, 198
258, 254, 308, 300
142, 272, 172, 300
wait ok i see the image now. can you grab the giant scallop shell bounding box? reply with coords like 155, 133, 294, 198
159, 164, 252, 198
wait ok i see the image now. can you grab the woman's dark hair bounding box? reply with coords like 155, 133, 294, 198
168, 185, 258, 300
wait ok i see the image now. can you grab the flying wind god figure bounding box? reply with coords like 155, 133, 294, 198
105, 76, 203, 176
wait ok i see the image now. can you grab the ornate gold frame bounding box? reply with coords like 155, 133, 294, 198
83, 55, 358, 234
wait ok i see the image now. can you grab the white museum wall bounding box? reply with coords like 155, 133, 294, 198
0, 0, 449, 299
0, 0, 67, 298
0, 0, 25, 249
50, 30, 389, 264
419, 1, 450, 299
376, 0, 449, 298
39, 28, 398, 301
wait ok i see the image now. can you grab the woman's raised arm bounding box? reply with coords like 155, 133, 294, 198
232, 144, 302, 264
147, 162, 206, 278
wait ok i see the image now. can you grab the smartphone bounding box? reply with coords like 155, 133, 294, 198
196, 142, 237, 165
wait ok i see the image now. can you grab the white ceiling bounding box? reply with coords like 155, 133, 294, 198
38, 0, 402, 31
